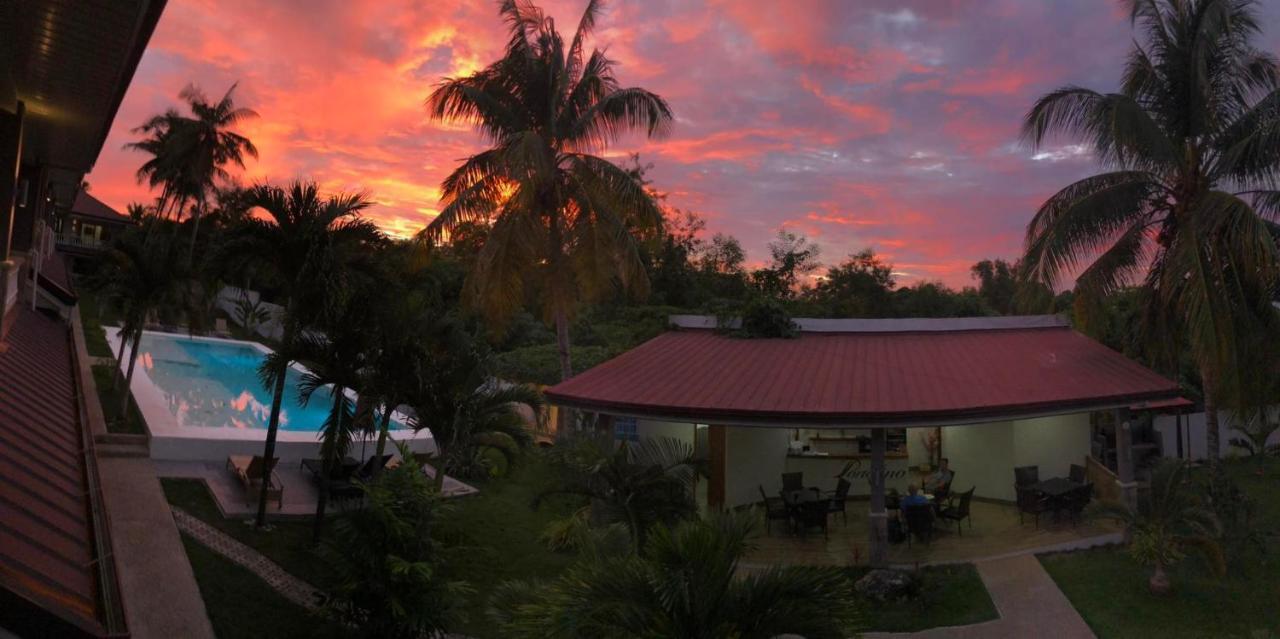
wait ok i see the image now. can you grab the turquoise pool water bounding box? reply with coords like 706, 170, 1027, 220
133, 333, 406, 432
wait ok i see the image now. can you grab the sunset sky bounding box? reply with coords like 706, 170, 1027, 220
85, 0, 1280, 287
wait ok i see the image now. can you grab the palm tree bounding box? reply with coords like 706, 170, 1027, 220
218, 181, 382, 528
540, 433, 698, 553
126, 83, 258, 256
421, 0, 672, 383
91, 231, 186, 419
490, 511, 859, 638
408, 319, 542, 490
1020, 0, 1280, 466
281, 308, 373, 540
1092, 459, 1224, 594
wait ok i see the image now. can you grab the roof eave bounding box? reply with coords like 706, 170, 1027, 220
545, 387, 1184, 429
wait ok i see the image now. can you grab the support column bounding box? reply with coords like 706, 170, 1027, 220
1114, 407, 1137, 511
708, 425, 726, 511
868, 428, 888, 567
0, 102, 24, 334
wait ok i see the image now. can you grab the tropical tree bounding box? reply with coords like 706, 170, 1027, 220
1020, 0, 1280, 466
126, 83, 258, 256
490, 511, 859, 638
421, 0, 673, 382
408, 319, 542, 490
1092, 459, 1224, 594
541, 433, 697, 552
218, 181, 382, 527
91, 230, 186, 420
281, 300, 375, 540
320, 442, 468, 638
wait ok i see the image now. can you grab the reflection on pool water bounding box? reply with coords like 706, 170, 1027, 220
134, 333, 407, 432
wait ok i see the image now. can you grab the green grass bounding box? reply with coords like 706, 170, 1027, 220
161, 478, 332, 587
179, 534, 340, 639
77, 289, 116, 358
846, 563, 999, 632
91, 364, 146, 435
1041, 457, 1280, 638
439, 453, 584, 638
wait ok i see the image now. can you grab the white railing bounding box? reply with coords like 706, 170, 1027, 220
55, 233, 104, 249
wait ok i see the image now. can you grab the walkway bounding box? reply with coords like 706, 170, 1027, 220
172, 507, 323, 610
98, 457, 217, 639
866, 554, 1095, 639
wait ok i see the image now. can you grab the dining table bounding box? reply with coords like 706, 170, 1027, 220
1033, 477, 1082, 498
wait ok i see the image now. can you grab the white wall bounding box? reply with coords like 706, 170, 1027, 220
636, 419, 696, 445
941, 421, 1016, 502
725, 426, 792, 509
1154, 409, 1280, 461
1013, 413, 1090, 485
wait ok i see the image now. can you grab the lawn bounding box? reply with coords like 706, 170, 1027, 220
91, 364, 146, 435
179, 535, 340, 639
1041, 457, 1280, 638
161, 478, 332, 587
439, 453, 584, 638
847, 563, 999, 632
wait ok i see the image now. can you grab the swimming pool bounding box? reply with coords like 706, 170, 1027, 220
117, 331, 408, 432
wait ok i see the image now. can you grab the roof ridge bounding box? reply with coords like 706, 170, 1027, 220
668, 314, 1071, 333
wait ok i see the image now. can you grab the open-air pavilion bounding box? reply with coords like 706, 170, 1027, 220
545, 315, 1184, 566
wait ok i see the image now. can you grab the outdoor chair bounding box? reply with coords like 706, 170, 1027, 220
826, 478, 851, 526
1015, 485, 1051, 529
300, 456, 359, 483
933, 471, 956, 503
759, 485, 790, 535
1069, 463, 1087, 484
329, 454, 394, 504
939, 487, 975, 535
226, 455, 282, 509
781, 471, 804, 493
1062, 482, 1093, 526
794, 499, 830, 540
1014, 465, 1040, 487
902, 504, 935, 546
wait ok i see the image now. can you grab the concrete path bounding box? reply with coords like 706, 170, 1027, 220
172, 507, 324, 610
98, 457, 217, 639
866, 554, 1095, 639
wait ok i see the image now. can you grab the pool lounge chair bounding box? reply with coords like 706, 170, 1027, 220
227, 455, 282, 509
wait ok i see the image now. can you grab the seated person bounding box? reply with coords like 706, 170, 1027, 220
901, 484, 930, 507
924, 458, 953, 494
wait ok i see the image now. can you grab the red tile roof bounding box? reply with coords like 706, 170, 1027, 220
0, 306, 117, 637
545, 318, 1183, 427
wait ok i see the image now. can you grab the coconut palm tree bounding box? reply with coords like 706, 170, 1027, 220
1091, 459, 1224, 594
490, 511, 860, 638
126, 83, 258, 256
408, 319, 541, 490
1020, 0, 1280, 465
218, 181, 382, 528
91, 230, 186, 419
421, 0, 672, 382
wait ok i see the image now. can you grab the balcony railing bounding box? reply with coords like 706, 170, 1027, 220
55, 233, 105, 250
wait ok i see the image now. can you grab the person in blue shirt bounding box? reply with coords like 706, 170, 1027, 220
901, 484, 930, 507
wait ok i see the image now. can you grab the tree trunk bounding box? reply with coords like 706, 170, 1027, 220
113, 326, 130, 388
1203, 365, 1220, 468
374, 404, 393, 461
118, 327, 143, 421
554, 308, 573, 431
187, 204, 202, 264
313, 390, 344, 542
432, 442, 448, 492
255, 359, 288, 529
1148, 561, 1171, 595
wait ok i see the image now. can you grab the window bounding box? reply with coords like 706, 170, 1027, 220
614, 416, 639, 442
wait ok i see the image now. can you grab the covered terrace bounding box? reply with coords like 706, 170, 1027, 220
545, 315, 1184, 566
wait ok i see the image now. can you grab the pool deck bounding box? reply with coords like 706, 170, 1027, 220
154, 459, 479, 519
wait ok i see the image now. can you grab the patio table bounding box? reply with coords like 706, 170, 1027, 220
1033, 477, 1081, 497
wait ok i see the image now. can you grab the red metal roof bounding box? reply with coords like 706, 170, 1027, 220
0, 306, 116, 636
545, 319, 1183, 426
70, 191, 132, 225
